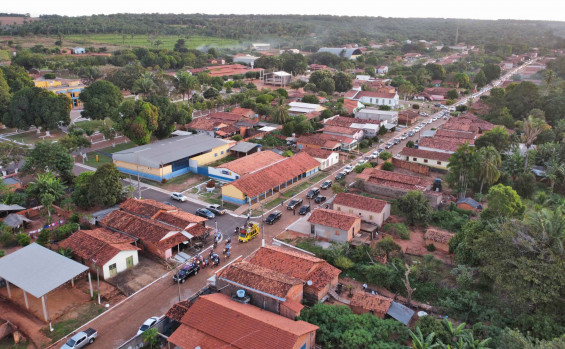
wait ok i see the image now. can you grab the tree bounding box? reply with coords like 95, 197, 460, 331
454, 73, 471, 89
446, 89, 459, 100
80, 80, 123, 120
331, 182, 346, 195
0, 69, 11, 117
301, 94, 319, 104
173, 71, 200, 102
481, 184, 525, 220
377, 236, 401, 260
474, 70, 487, 88
132, 72, 158, 97
524, 207, 565, 254
173, 38, 188, 52
382, 162, 394, 171
476, 146, 501, 194
4, 87, 70, 130
26, 172, 66, 211
141, 327, 160, 348
309, 70, 334, 87
505, 82, 540, 119
521, 115, 551, 171
203, 87, 219, 99
22, 141, 74, 180
88, 164, 124, 207
76, 66, 103, 85
379, 151, 392, 160
145, 95, 191, 139
333, 71, 353, 92
72, 171, 95, 209
116, 100, 159, 145
0, 142, 27, 169
319, 77, 335, 94
396, 190, 431, 225
1, 65, 34, 94
409, 326, 439, 349
273, 99, 290, 125
483, 63, 501, 83
406, 140, 415, 148
474, 126, 510, 152
447, 143, 477, 198
426, 63, 446, 80
59, 133, 91, 153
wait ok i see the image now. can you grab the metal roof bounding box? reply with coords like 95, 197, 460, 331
386, 301, 415, 325
317, 47, 362, 58
0, 243, 88, 298
3, 213, 31, 228
112, 134, 233, 168
229, 142, 259, 153
0, 204, 25, 212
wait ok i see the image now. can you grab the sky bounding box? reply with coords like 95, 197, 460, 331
4, 0, 565, 21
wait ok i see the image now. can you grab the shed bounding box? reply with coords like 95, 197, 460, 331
3, 213, 31, 228
229, 142, 260, 157
386, 301, 415, 325
456, 197, 482, 212
0, 243, 92, 326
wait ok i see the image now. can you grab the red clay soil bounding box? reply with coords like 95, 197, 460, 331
0, 297, 51, 349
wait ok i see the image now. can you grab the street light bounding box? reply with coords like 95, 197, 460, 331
91, 259, 101, 305
260, 203, 265, 247
166, 261, 182, 302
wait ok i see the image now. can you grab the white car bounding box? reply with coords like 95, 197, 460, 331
344, 165, 354, 174
370, 151, 379, 159
171, 192, 187, 202
137, 316, 160, 336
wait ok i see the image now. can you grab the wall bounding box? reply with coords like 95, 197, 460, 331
323, 130, 363, 141
312, 224, 353, 243
208, 166, 240, 182
190, 143, 234, 167
334, 203, 390, 227
399, 154, 448, 170
314, 152, 339, 170
363, 181, 409, 199
424, 239, 450, 253
114, 159, 168, 178
102, 250, 139, 279
391, 158, 430, 175
293, 332, 317, 349
221, 184, 246, 204
216, 280, 282, 314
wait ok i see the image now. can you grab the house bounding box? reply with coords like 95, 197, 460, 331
355, 108, 399, 124
167, 293, 318, 349
398, 110, 419, 126
301, 148, 339, 171
317, 47, 363, 60
112, 134, 235, 181
417, 137, 463, 154
323, 116, 384, 139
309, 64, 331, 71
216, 261, 305, 319
71, 47, 86, 54
350, 292, 392, 318
343, 98, 364, 115
33, 78, 85, 108
233, 54, 260, 66
251, 43, 271, 51
321, 125, 364, 141
431, 80, 442, 87
332, 193, 390, 227
456, 197, 482, 212
424, 228, 454, 253
248, 245, 341, 302
434, 129, 476, 144
209, 150, 285, 181
297, 133, 357, 152
264, 71, 292, 86
288, 102, 327, 116
442, 113, 495, 134
227, 141, 261, 158
398, 147, 451, 170
221, 152, 319, 205
307, 208, 362, 243
230, 107, 256, 119
2, 177, 21, 191
377, 65, 389, 74
189, 64, 264, 79
348, 91, 399, 108
58, 228, 140, 279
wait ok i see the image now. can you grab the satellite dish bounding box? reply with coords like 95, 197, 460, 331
307, 280, 313, 286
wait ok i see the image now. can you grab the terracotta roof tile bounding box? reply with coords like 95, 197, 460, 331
281, 299, 304, 314
332, 193, 388, 213
165, 300, 192, 322
120, 198, 177, 218
351, 292, 393, 314
59, 228, 139, 267
218, 262, 302, 299
322, 125, 360, 135
399, 147, 452, 162
424, 228, 454, 244
218, 151, 285, 176
442, 113, 495, 133
359, 168, 432, 191
308, 208, 360, 231
435, 129, 475, 140
154, 210, 207, 228
229, 107, 255, 118
418, 137, 464, 152
169, 293, 318, 349
301, 147, 334, 159
229, 152, 319, 198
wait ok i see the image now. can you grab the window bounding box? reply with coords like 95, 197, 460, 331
335, 230, 339, 235
349, 209, 353, 214
369, 215, 373, 220
214, 153, 218, 157
109, 263, 117, 277
126, 256, 134, 268
413, 157, 417, 161
221, 151, 224, 155
424, 159, 428, 163
437, 161, 441, 165
337, 207, 341, 211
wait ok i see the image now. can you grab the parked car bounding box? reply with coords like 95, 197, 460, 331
171, 192, 187, 202
137, 317, 160, 336
299, 205, 311, 215
400, 133, 408, 140
408, 131, 415, 137
306, 188, 320, 199
385, 143, 393, 149
377, 148, 384, 153
393, 138, 401, 144
195, 208, 215, 219
173, 263, 199, 283
287, 198, 303, 210
265, 211, 282, 224
321, 180, 332, 189
343, 165, 354, 174
163, 201, 174, 206
364, 156, 371, 162
315, 196, 327, 204
61, 328, 98, 349
207, 204, 225, 215
357, 159, 367, 165
335, 172, 346, 180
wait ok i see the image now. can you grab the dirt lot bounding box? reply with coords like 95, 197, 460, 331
0, 298, 51, 349
106, 254, 168, 296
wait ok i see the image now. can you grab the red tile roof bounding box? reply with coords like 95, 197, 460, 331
442, 113, 495, 133
168, 293, 318, 349
165, 300, 192, 322
59, 228, 139, 268
322, 125, 360, 136
218, 151, 285, 176
435, 129, 475, 140
343, 99, 360, 114
332, 193, 388, 213
351, 292, 393, 314
228, 152, 320, 198
208, 111, 245, 122
297, 133, 355, 148
308, 208, 360, 231
301, 147, 334, 160
154, 210, 207, 227
359, 168, 432, 191
323, 116, 354, 127
229, 107, 255, 118
248, 246, 341, 291
189, 64, 264, 78
187, 117, 226, 131
344, 90, 359, 99
218, 261, 303, 299
399, 147, 452, 162
120, 198, 177, 218
424, 228, 454, 244
418, 137, 464, 152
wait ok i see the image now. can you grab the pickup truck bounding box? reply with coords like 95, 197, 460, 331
61, 328, 97, 349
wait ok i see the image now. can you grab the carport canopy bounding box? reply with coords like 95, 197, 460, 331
0, 243, 88, 298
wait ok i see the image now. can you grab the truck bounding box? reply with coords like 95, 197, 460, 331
61, 328, 97, 349
238, 221, 260, 242
173, 263, 200, 283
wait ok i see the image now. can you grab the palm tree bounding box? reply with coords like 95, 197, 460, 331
26, 172, 66, 204
525, 207, 565, 254
173, 71, 200, 102
477, 146, 501, 194
542, 158, 565, 193
132, 72, 157, 97
521, 115, 551, 171
273, 98, 290, 125
409, 327, 440, 349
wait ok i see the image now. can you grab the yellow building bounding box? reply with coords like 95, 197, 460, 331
33, 79, 85, 108
112, 134, 235, 182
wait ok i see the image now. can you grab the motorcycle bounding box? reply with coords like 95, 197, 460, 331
223, 244, 231, 255
213, 239, 218, 249
211, 256, 220, 268
225, 236, 231, 244
225, 250, 231, 259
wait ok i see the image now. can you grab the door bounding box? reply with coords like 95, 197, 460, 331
109, 263, 117, 277
126, 256, 134, 268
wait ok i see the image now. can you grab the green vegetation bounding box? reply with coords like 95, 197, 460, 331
65, 34, 238, 50
44, 303, 106, 342
281, 172, 326, 198
383, 223, 410, 240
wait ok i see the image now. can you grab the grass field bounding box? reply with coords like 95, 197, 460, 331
65, 34, 238, 50
84, 142, 136, 168
6, 129, 64, 145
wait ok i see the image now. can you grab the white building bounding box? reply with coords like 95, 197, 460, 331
288, 102, 326, 116
355, 91, 399, 108
332, 193, 391, 227
302, 148, 340, 170
355, 108, 398, 124
377, 66, 389, 74
252, 43, 271, 51
233, 54, 260, 66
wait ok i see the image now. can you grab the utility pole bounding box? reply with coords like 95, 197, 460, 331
260, 203, 265, 247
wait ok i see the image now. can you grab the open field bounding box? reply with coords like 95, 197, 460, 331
64, 34, 238, 50
84, 141, 136, 168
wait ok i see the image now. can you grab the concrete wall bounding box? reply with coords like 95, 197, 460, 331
312, 220, 359, 243
208, 166, 241, 182
334, 203, 390, 227
314, 152, 339, 170
221, 184, 247, 204
400, 154, 448, 170
391, 158, 431, 175
102, 250, 139, 279
293, 332, 317, 349
424, 239, 450, 253
190, 143, 234, 167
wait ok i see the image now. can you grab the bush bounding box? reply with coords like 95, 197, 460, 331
427, 243, 436, 252
354, 162, 373, 173
36, 229, 51, 246
383, 223, 410, 240
379, 151, 392, 160
17, 233, 30, 246
231, 135, 243, 141
412, 104, 420, 109
43, 72, 56, 79
0, 230, 16, 247
69, 213, 80, 224
382, 162, 394, 171
430, 206, 470, 232
52, 223, 79, 242
206, 180, 216, 188
0, 250, 4, 257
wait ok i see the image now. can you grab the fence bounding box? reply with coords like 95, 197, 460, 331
391, 158, 430, 176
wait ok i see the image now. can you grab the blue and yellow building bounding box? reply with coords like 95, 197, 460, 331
34, 79, 85, 108
112, 134, 235, 182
